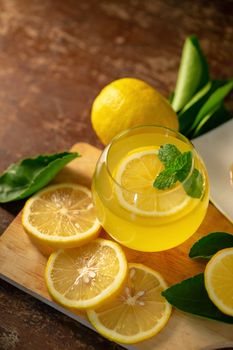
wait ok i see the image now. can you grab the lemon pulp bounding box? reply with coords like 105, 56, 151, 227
45, 238, 128, 309
87, 263, 172, 344
22, 183, 101, 249
115, 147, 191, 217
205, 247, 233, 316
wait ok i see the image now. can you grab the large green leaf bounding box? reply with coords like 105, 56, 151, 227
178, 82, 212, 133
178, 80, 225, 134
188, 79, 233, 134
0, 152, 80, 203
162, 274, 233, 324
191, 103, 221, 138
189, 232, 233, 259
172, 36, 209, 112
168, 91, 174, 104
191, 103, 232, 138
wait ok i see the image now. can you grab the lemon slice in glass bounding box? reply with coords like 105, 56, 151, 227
22, 183, 101, 249
115, 148, 190, 216
45, 238, 128, 309
87, 263, 172, 344
205, 247, 233, 317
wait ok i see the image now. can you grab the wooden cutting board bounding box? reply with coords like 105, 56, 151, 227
0, 142, 233, 350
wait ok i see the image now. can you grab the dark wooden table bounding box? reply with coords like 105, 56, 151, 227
0, 1, 232, 349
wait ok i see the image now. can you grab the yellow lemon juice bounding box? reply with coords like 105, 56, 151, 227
92, 126, 209, 252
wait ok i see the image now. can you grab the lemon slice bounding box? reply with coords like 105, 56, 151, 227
22, 183, 101, 249
205, 248, 233, 316
45, 238, 128, 309
87, 263, 172, 344
115, 148, 190, 216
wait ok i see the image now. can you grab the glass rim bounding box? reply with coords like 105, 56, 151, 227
105, 124, 198, 197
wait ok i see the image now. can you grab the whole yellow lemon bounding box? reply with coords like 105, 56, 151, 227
91, 78, 178, 145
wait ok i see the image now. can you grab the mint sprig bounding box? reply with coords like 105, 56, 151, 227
157, 144, 181, 167
153, 144, 204, 199
153, 168, 178, 190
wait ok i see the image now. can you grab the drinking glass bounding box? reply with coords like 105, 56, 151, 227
92, 125, 209, 252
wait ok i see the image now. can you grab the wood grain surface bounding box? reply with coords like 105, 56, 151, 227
1, 142, 233, 350
0, 1, 233, 349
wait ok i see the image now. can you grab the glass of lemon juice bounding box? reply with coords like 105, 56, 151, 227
92, 125, 209, 252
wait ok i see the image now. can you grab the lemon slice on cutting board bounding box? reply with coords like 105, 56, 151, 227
22, 183, 101, 249
205, 247, 233, 316
87, 263, 172, 344
115, 147, 190, 217
45, 238, 128, 309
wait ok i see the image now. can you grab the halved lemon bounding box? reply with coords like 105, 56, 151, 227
45, 238, 128, 309
87, 263, 172, 344
115, 147, 190, 216
205, 247, 233, 316
22, 183, 101, 249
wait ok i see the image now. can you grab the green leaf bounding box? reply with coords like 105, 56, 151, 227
188, 79, 233, 134
192, 103, 221, 138
153, 168, 178, 190
189, 232, 233, 259
158, 144, 181, 167
162, 274, 233, 324
176, 151, 193, 181
191, 103, 232, 138
0, 152, 80, 203
168, 91, 174, 104
178, 80, 225, 134
154, 144, 202, 198
172, 35, 209, 112
178, 82, 212, 133
183, 168, 203, 198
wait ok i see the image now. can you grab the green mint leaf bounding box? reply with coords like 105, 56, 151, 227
153, 168, 178, 190
154, 145, 193, 191
154, 144, 203, 198
175, 151, 193, 181
172, 35, 209, 112
189, 232, 233, 259
183, 168, 203, 198
162, 273, 233, 324
158, 144, 181, 167
0, 152, 80, 203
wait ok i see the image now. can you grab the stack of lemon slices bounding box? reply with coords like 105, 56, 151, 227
22, 183, 233, 344
22, 183, 172, 344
